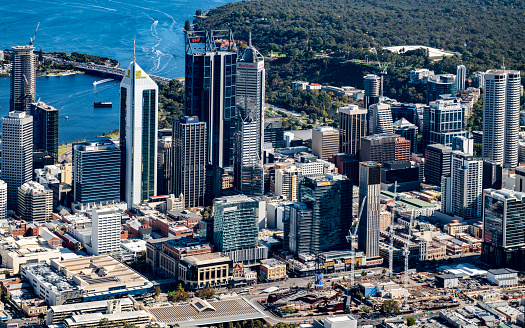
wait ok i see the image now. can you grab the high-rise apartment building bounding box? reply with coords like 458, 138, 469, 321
368, 103, 393, 134
0, 181, 6, 220
393, 118, 418, 152
424, 144, 452, 186
427, 74, 457, 103
157, 136, 173, 196
1, 111, 33, 209
482, 70, 521, 168
119, 57, 158, 206
441, 152, 483, 219
30, 102, 59, 164
92, 207, 121, 255
339, 104, 367, 156
184, 30, 237, 169
482, 189, 525, 271
360, 133, 409, 163
426, 96, 467, 147
173, 116, 207, 208
233, 40, 265, 195
213, 195, 262, 252
10, 46, 35, 113
287, 173, 352, 255
17, 181, 52, 223
457, 65, 466, 91
312, 126, 339, 161
264, 117, 285, 148
358, 162, 382, 259
275, 165, 300, 202
364, 74, 380, 108
72, 139, 121, 205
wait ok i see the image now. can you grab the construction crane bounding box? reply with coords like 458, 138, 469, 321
403, 209, 415, 309
371, 47, 388, 97
29, 22, 40, 46
346, 196, 367, 288
388, 181, 398, 276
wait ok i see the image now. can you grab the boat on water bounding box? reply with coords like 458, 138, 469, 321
65, 116, 69, 120
94, 102, 112, 108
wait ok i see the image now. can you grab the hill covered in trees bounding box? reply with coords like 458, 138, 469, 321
194, 0, 524, 118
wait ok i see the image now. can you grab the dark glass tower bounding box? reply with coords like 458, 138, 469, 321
30, 102, 59, 164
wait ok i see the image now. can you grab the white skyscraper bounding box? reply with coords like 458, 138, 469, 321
233, 37, 265, 195
482, 70, 521, 168
368, 103, 393, 134
441, 152, 483, 219
0, 181, 7, 220
1, 111, 33, 209
456, 64, 466, 91
119, 55, 158, 206
92, 208, 121, 255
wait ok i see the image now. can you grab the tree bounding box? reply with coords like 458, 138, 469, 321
146, 324, 162, 328
167, 290, 190, 303
381, 299, 400, 314
98, 318, 111, 328
184, 20, 191, 31
177, 283, 184, 292
382, 269, 387, 274
38, 49, 43, 62
407, 317, 416, 326
361, 271, 367, 276
195, 287, 215, 299
196, 9, 203, 16
154, 286, 161, 298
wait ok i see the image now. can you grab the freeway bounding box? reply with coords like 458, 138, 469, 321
43, 55, 172, 85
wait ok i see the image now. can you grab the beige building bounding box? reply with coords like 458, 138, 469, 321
64, 311, 152, 328
312, 126, 339, 161
260, 259, 287, 281
379, 211, 392, 231
0, 236, 61, 274
178, 253, 233, 290
275, 165, 300, 202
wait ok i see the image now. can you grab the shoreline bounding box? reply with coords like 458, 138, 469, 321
39, 70, 85, 77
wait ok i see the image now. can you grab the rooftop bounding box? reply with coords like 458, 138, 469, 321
182, 253, 231, 266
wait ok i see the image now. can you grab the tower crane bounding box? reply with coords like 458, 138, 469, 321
389, 181, 398, 276
29, 22, 40, 46
403, 209, 415, 309
346, 196, 367, 288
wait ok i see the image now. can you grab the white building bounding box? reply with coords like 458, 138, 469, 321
275, 165, 300, 201
368, 103, 394, 134
482, 70, 521, 168
457, 65, 466, 91
410, 68, 434, 84
120, 58, 158, 206
92, 207, 121, 255
442, 152, 483, 219
0, 180, 6, 220
486, 268, 519, 287
0, 236, 62, 274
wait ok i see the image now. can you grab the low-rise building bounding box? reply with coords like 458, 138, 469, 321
260, 259, 287, 282
64, 310, 151, 328
178, 253, 233, 290
0, 236, 62, 274
435, 274, 459, 289
487, 268, 519, 287
46, 298, 134, 326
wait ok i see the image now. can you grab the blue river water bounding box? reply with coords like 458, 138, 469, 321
0, 0, 238, 143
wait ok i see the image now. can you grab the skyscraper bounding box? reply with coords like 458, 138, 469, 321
275, 165, 300, 202
482, 70, 521, 168
264, 117, 285, 148
457, 64, 466, 91
312, 126, 339, 161
368, 103, 393, 134
17, 181, 52, 223
393, 118, 418, 152
184, 30, 237, 169
339, 104, 367, 156
72, 139, 121, 205
427, 74, 457, 103
30, 101, 59, 164
363, 74, 380, 109
482, 189, 525, 271
10, 46, 35, 113
157, 136, 173, 196
92, 207, 121, 255
358, 162, 381, 259
233, 39, 265, 195
424, 144, 452, 186
441, 152, 483, 219
283, 202, 313, 255
426, 95, 467, 147
119, 55, 158, 206
173, 116, 207, 208
297, 173, 353, 255
1, 111, 33, 209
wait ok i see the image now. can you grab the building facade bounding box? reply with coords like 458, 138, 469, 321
358, 162, 381, 259
10, 46, 35, 113
368, 103, 394, 134
0, 181, 6, 220
17, 181, 53, 223
339, 104, 367, 156
312, 126, 339, 161
482, 189, 525, 271
173, 116, 207, 208
264, 117, 285, 148
424, 144, 452, 186
157, 136, 173, 196
364, 74, 380, 108
1, 111, 33, 209
426, 96, 467, 147
91, 208, 121, 255
457, 65, 466, 91
72, 139, 121, 205
482, 70, 521, 168
427, 74, 457, 103
30, 102, 59, 164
